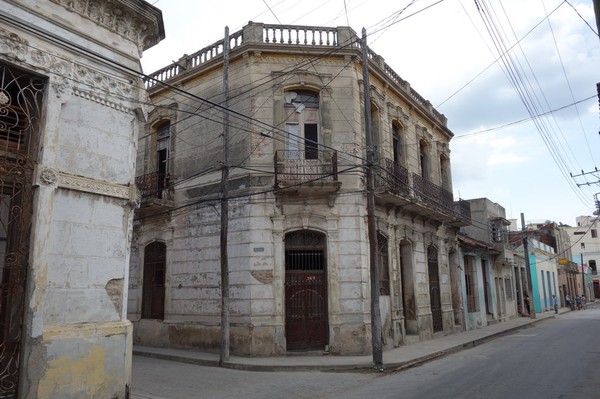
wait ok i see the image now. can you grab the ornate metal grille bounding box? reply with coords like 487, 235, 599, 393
142, 242, 166, 320
427, 245, 443, 333
284, 230, 328, 351
0, 63, 45, 398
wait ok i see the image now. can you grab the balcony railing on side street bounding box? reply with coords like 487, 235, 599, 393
135, 172, 168, 200
375, 157, 470, 223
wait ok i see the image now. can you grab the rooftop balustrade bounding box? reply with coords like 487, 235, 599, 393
143, 22, 447, 126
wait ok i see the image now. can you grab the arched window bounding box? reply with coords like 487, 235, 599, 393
377, 232, 390, 295
392, 122, 403, 166
370, 103, 380, 156
419, 139, 430, 179
427, 245, 442, 332
156, 121, 170, 177
440, 153, 450, 190
153, 120, 170, 198
142, 242, 166, 319
0, 63, 45, 396
284, 90, 319, 160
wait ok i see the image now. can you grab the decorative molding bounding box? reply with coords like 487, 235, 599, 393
73, 88, 129, 113
49, 0, 164, 53
0, 27, 138, 105
39, 168, 58, 185
73, 64, 134, 99
56, 171, 131, 200
0, 28, 71, 97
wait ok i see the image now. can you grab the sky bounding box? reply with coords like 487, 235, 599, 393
141, 0, 600, 228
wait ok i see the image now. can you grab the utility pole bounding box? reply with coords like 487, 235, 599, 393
521, 213, 536, 318
570, 167, 600, 187
580, 253, 586, 299
219, 26, 230, 366
361, 28, 383, 370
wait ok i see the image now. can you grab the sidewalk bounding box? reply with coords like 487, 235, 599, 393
133, 304, 588, 373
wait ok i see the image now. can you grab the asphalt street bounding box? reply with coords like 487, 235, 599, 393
131, 304, 600, 399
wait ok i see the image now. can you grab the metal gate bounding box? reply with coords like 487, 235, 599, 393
0, 63, 45, 397
142, 242, 166, 319
427, 245, 443, 333
284, 230, 328, 351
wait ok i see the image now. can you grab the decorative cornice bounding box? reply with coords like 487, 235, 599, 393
49, 0, 164, 52
57, 171, 130, 200
0, 27, 138, 105
37, 167, 132, 201
73, 88, 130, 113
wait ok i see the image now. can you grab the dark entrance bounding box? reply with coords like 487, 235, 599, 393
427, 245, 443, 333
0, 63, 45, 397
284, 230, 328, 351
142, 242, 166, 319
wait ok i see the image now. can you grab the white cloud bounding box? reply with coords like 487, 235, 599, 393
145, 0, 600, 226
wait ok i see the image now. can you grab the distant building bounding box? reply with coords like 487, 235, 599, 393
524, 220, 578, 306
129, 22, 471, 356
514, 239, 560, 313
0, 0, 163, 397
459, 198, 519, 325
564, 216, 599, 299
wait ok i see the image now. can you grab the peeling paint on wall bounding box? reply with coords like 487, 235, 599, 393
106, 278, 124, 315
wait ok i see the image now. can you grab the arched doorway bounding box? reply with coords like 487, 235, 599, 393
284, 230, 328, 351
142, 242, 166, 319
399, 240, 417, 335
448, 248, 463, 327
428, 245, 443, 333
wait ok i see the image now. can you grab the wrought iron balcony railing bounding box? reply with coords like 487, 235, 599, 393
412, 173, 454, 214
375, 157, 470, 224
375, 158, 410, 197
135, 172, 168, 200
274, 150, 338, 185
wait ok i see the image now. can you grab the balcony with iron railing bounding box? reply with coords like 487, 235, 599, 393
134, 172, 174, 216
375, 157, 471, 226
274, 149, 341, 195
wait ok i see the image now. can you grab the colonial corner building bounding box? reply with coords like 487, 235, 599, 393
130, 22, 471, 357
0, 0, 163, 398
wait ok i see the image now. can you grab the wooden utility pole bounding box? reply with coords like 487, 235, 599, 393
361, 28, 383, 369
521, 213, 536, 318
219, 26, 230, 366
580, 253, 586, 299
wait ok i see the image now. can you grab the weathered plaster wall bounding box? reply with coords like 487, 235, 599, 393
0, 0, 163, 397
131, 30, 460, 356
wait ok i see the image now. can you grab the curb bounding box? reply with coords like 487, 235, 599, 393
133, 316, 556, 373
134, 312, 567, 374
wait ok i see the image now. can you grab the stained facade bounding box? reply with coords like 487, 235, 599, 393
0, 0, 163, 397
129, 22, 471, 356
459, 198, 519, 326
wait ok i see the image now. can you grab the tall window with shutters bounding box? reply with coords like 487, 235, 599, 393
284, 90, 319, 160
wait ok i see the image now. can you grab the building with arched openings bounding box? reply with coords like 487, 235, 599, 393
129, 22, 470, 356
